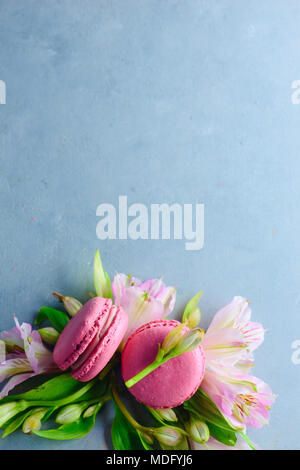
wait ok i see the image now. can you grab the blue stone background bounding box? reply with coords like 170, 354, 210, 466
0, 0, 299, 450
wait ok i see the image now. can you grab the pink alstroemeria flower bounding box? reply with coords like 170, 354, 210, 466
202, 296, 265, 371
0, 317, 58, 398
198, 297, 275, 434
201, 363, 276, 429
112, 273, 176, 348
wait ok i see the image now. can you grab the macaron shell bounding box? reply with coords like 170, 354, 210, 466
53, 297, 112, 370
121, 320, 205, 409
71, 305, 128, 382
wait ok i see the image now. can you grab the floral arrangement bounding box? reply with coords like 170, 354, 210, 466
0, 251, 275, 450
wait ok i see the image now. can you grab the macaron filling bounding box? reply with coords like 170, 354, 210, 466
70, 305, 118, 372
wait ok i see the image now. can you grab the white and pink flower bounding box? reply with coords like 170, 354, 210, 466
0, 317, 58, 397
112, 274, 176, 348
202, 296, 265, 370
200, 296, 275, 432
201, 363, 275, 429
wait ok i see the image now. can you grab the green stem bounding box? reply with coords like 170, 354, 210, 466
125, 355, 171, 388
112, 386, 145, 431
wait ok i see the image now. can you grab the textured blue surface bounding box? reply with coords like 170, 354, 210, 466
0, 0, 300, 450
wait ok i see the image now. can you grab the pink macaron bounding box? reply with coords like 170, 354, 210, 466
121, 319, 205, 409
53, 297, 128, 382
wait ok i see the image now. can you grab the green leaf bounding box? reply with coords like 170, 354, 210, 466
0, 374, 97, 408
34, 307, 69, 332
0, 374, 80, 403
0, 376, 107, 438
94, 250, 112, 299
207, 422, 237, 446
104, 271, 113, 300
182, 291, 203, 323
42, 407, 57, 422
71, 379, 108, 403
33, 405, 101, 440
111, 402, 144, 450
183, 388, 243, 432
94, 250, 107, 297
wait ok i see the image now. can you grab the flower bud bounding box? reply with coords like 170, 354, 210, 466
0, 401, 27, 428
162, 324, 185, 354
22, 408, 48, 434
152, 426, 183, 447
53, 292, 82, 317
186, 418, 209, 444
184, 307, 201, 329
55, 404, 85, 424
173, 328, 204, 355
182, 291, 203, 323
38, 327, 59, 345
82, 404, 98, 418
149, 407, 178, 422
140, 430, 154, 445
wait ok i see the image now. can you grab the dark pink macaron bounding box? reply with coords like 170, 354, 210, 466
53, 297, 128, 382
121, 319, 205, 409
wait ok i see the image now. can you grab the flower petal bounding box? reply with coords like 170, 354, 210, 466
237, 320, 265, 353
112, 273, 142, 305
13, 317, 32, 340
113, 273, 176, 348
119, 287, 165, 347
13, 317, 57, 374
0, 324, 24, 351
139, 279, 176, 316
207, 297, 251, 333
200, 364, 275, 429
207, 296, 251, 331
24, 330, 57, 373
202, 328, 247, 365
204, 297, 265, 370
112, 273, 128, 304
0, 372, 36, 398
0, 357, 33, 383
